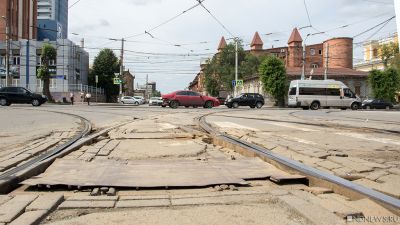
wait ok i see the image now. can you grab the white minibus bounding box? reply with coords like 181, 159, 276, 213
288, 80, 361, 110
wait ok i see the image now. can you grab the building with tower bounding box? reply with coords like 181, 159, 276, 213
189, 28, 370, 101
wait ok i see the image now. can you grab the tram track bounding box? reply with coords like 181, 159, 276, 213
198, 112, 400, 215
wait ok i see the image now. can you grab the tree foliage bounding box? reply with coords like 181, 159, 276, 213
89, 49, 120, 102
259, 56, 287, 106
37, 43, 57, 101
368, 68, 400, 103
203, 40, 266, 96
380, 42, 399, 68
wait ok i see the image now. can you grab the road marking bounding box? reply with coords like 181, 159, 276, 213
213, 122, 260, 131
279, 135, 318, 145
336, 132, 400, 146
158, 123, 177, 130
263, 121, 318, 132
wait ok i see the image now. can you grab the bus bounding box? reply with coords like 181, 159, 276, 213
288, 80, 361, 110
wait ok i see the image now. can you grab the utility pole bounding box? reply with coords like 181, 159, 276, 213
2, 16, 10, 86
145, 74, 148, 100
324, 43, 329, 80
119, 38, 124, 96
395, 0, 400, 52
301, 42, 306, 80
234, 37, 238, 97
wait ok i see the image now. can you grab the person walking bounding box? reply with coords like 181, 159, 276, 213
85, 92, 92, 105
70, 92, 74, 105
80, 92, 84, 104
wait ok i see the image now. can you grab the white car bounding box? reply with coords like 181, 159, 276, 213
149, 97, 163, 106
120, 96, 139, 105
133, 96, 145, 104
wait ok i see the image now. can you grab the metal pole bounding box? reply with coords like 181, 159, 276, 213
3, 17, 10, 86
145, 74, 148, 100
234, 37, 238, 97
301, 42, 306, 80
119, 38, 124, 96
324, 43, 329, 80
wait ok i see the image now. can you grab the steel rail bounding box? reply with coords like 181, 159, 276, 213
0, 111, 91, 181
198, 114, 400, 213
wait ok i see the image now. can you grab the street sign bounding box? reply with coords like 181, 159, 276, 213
113, 78, 122, 84
232, 80, 236, 87
236, 80, 244, 86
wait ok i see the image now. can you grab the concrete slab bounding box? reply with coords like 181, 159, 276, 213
0, 195, 38, 223
112, 132, 193, 140
328, 157, 374, 173
0, 196, 12, 206
278, 194, 345, 225
354, 178, 400, 198
315, 160, 342, 170
58, 200, 115, 209
25, 194, 64, 211
115, 199, 170, 208
119, 195, 169, 200
67, 196, 118, 201
110, 139, 206, 160
365, 170, 389, 182
8, 210, 47, 225
22, 159, 248, 188
171, 193, 270, 206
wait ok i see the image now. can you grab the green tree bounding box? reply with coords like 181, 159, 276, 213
151, 90, 161, 97
380, 42, 399, 68
203, 41, 246, 96
89, 49, 120, 102
259, 56, 287, 106
37, 44, 57, 101
240, 54, 268, 79
368, 68, 400, 102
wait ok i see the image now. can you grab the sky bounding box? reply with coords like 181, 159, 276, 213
67, 0, 397, 94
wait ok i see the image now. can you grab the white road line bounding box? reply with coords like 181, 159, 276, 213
279, 135, 318, 145
213, 122, 260, 131
336, 132, 400, 146
263, 121, 318, 132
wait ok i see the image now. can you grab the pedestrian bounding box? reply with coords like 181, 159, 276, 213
80, 92, 84, 104
85, 92, 92, 105
70, 92, 74, 105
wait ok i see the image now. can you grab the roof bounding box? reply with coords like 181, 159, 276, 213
286, 67, 369, 77
251, 32, 263, 47
288, 28, 303, 44
217, 36, 227, 50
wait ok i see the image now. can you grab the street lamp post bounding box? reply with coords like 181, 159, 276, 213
2, 16, 10, 86
109, 38, 125, 97
234, 37, 238, 97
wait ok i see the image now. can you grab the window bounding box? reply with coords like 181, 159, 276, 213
326, 88, 340, 96
176, 91, 188, 96
12, 79, 20, 86
310, 48, 315, 56
280, 49, 285, 53
50, 79, 56, 88
311, 63, 319, 68
299, 88, 326, 95
355, 86, 361, 96
318, 49, 322, 55
344, 88, 355, 98
17, 87, 27, 94
13, 57, 20, 65
189, 91, 200, 96
289, 87, 297, 95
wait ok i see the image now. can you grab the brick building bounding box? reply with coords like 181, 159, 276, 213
0, 0, 37, 41
190, 28, 370, 100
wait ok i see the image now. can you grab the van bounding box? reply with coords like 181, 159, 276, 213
288, 80, 361, 110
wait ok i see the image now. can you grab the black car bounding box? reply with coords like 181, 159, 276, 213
362, 99, 393, 109
0, 87, 48, 106
225, 93, 264, 108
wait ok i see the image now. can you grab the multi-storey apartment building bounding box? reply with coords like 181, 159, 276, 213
37, 0, 68, 41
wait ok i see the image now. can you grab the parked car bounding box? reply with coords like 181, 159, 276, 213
149, 97, 163, 106
362, 99, 393, 109
161, 90, 220, 109
225, 93, 264, 108
0, 86, 47, 106
120, 96, 140, 105
133, 96, 145, 104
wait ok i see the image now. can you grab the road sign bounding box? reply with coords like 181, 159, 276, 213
113, 78, 122, 84
232, 80, 236, 87
236, 80, 244, 86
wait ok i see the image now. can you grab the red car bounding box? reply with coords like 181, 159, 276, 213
162, 90, 220, 109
